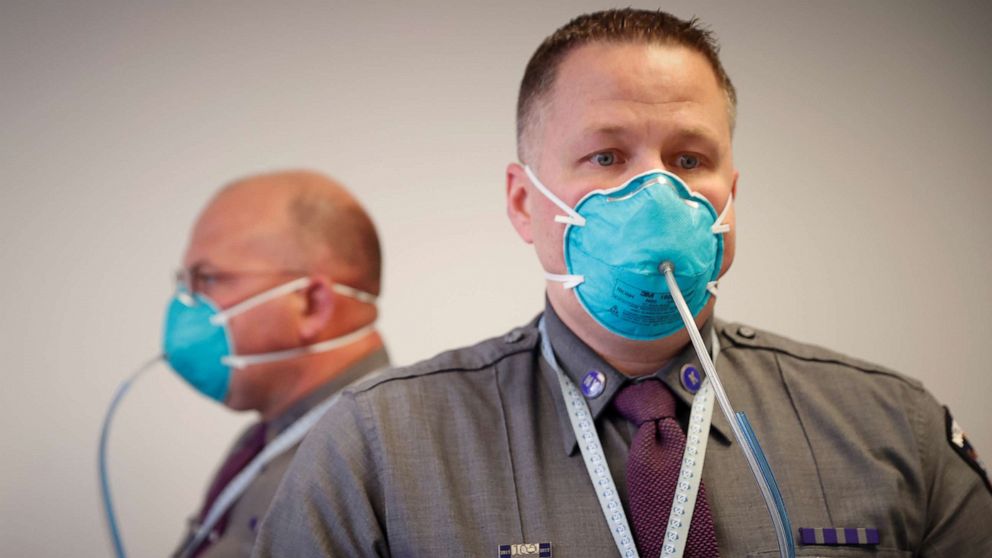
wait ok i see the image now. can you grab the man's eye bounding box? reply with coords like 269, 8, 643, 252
194, 272, 220, 289
592, 152, 617, 166
676, 154, 701, 170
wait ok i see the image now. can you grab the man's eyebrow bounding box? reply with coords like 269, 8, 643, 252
674, 126, 720, 142
579, 124, 631, 137
578, 123, 720, 141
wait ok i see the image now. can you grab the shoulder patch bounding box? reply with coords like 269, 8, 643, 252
945, 407, 991, 494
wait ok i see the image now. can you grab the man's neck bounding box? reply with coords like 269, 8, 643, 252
257, 331, 384, 422
547, 290, 713, 377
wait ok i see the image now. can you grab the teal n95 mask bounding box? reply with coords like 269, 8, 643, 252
162, 276, 377, 402
527, 167, 796, 557
525, 166, 731, 340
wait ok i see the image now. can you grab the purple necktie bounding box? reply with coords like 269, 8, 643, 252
192, 421, 267, 557
613, 380, 719, 558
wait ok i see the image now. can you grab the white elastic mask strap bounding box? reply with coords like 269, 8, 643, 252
210, 277, 311, 326
177, 290, 197, 307
545, 271, 584, 289
331, 283, 377, 305
711, 193, 733, 235
707, 280, 720, 298
222, 323, 377, 369
523, 165, 586, 227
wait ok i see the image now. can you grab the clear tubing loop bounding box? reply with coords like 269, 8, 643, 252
98, 355, 163, 558
660, 261, 795, 558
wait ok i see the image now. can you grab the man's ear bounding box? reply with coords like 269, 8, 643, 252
506, 162, 535, 244
299, 276, 335, 341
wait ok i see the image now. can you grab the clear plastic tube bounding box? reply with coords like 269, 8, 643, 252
98, 356, 162, 558
661, 263, 795, 558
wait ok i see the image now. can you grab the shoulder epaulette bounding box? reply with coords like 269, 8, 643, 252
347, 319, 542, 394
717, 320, 922, 389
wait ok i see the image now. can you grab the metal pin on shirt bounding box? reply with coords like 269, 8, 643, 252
680, 364, 703, 394
581, 370, 606, 398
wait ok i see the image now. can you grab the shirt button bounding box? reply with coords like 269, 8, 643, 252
503, 329, 524, 343
737, 326, 756, 339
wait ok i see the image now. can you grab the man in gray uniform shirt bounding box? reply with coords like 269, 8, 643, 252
167, 170, 389, 557
254, 10, 992, 557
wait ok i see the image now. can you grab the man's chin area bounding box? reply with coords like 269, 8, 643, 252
221, 393, 255, 413
599, 323, 692, 352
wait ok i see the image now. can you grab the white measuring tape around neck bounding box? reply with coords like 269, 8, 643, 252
538, 317, 719, 558
180, 394, 341, 557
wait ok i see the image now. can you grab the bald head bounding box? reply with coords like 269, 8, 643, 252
196, 170, 381, 295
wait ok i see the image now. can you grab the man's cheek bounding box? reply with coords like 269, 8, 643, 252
719, 232, 736, 277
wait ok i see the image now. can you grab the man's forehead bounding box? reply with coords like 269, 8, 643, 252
558, 42, 719, 98
184, 198, 300, 268
542, 41, 731, 137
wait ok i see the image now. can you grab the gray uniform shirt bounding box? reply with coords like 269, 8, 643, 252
173, 348, 389, 558
254, 308, 991, 557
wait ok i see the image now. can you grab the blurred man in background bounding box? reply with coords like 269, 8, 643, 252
165, 170, 388, 557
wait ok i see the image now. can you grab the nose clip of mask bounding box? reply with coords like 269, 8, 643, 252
661, 261, 796, 558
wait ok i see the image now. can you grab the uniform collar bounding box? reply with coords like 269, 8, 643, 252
266, 346, 390, 440
541, 302, 733, 456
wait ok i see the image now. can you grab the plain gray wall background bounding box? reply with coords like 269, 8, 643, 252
1, 1, 989, 555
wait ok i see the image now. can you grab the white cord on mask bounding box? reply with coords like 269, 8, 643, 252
544, 272, 585, 289
211, 277, 312, 325
524, 165, 587, 226
98, 355, 163, 558
331, 283, 378, 304
710, 193, 733, 235
221, 323, 377, 369
706, 280, 720, 297
660, 262, 795, 558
